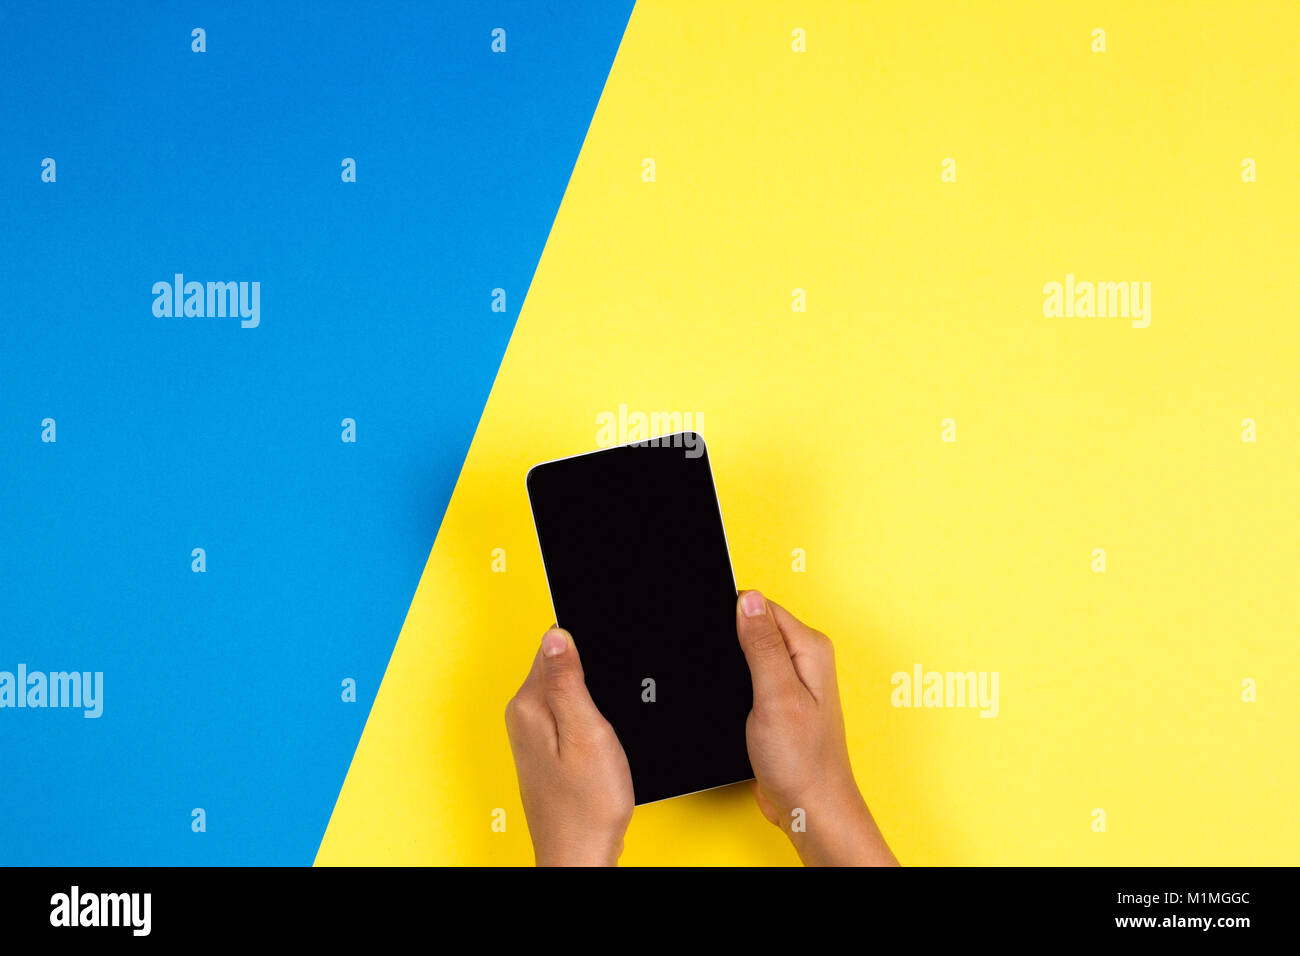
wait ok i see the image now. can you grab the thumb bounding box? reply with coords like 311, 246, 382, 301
736, 590, 801, 703
539, 627, 603, 738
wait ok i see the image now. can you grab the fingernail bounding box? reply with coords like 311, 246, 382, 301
542, 631, 567, 657
741, 590, 767, 618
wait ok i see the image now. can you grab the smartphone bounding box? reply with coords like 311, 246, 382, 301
526, 432, 754, 804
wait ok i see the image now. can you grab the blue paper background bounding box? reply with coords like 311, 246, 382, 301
0, 0, 632, 864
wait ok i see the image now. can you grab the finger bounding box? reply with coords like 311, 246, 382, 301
520, 640, 545, 690
767, 599, 835, 700
512, 642, 548, 713
539, 627, 604, 743
506, 638, 557, 749
735, 590, 802, 703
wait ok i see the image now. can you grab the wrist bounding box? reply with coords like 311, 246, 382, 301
786, 776, 896, 867
534, 830, 624, 867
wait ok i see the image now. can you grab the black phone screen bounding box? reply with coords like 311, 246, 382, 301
525, 433, 754, 804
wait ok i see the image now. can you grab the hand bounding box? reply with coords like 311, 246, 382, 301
505, 627, 634, 866
736, 590, 898, 866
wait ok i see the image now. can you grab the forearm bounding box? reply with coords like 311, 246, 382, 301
787, 779, 898, 867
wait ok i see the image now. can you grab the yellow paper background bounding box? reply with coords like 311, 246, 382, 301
317, 0, 1299, 865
